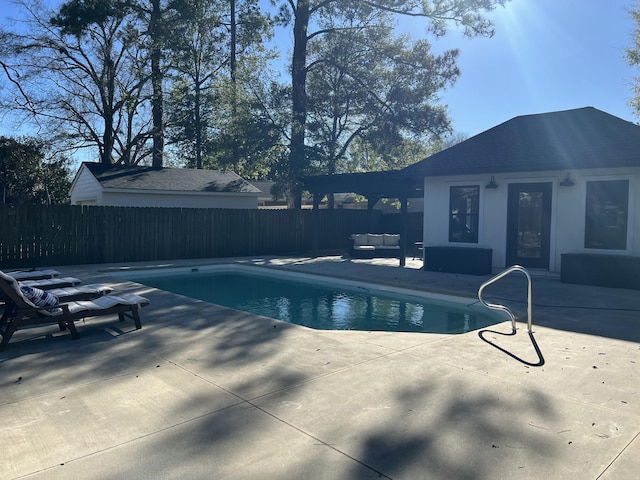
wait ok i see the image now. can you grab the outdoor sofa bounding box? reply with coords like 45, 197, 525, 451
349, 233, 402, 259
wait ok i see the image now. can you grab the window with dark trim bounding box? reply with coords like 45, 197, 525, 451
585, 180, 629, 250
449, 186, 479, 243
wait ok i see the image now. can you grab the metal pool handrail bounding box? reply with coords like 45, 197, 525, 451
477, 265, 532, 333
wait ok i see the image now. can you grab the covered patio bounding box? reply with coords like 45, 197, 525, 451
301, 171, 424, 266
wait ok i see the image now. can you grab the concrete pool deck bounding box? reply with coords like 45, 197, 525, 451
1, 255, 639, 479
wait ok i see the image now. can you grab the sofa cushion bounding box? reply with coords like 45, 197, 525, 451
351, 234, 369, 247
383, 234, 400, 247
353, 245, 375, 251
367, 234, 384, 247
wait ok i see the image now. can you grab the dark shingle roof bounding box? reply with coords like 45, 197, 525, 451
249, 180, 275, 196
403, 107, 640, 176
83, 163, 260, 194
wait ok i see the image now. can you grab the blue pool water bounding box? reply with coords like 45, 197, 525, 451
124, 267, 500, 334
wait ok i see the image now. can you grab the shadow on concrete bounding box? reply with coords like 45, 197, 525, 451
352, 381, 556, 479
39, 346, 559, 479
478, 329, 545, 367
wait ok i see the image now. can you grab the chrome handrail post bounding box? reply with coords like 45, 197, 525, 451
477, 265, 533, 334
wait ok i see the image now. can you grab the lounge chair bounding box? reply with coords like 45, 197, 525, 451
0, 271, 83, 307
0, 271, 149, 351
1, 283, 112, 312
6, 269, 61, 281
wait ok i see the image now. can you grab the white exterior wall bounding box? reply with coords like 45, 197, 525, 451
101, 190, 259, 209
69, 166, 103, 205
423, 167, 640, 273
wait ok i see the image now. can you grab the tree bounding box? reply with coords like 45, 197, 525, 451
276, 0, 509, 207
0, 136, 71, 205
164, 0, 227, 169
125, 0, 168, 167
1, 0, 154, 165
165, 0, 279, 175
305, 10, 459, 178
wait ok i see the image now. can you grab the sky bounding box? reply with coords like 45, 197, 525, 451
420, 0, 639, 137
1, 0, 638, 142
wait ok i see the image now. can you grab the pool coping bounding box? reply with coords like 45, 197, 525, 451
104, 260, 482, 302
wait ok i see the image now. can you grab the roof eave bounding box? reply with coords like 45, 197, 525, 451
102, 188, 261, 196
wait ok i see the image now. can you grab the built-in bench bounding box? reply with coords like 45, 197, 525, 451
561, 253, 640, 290
423, 246, 493, 275
349, 233, 401, 259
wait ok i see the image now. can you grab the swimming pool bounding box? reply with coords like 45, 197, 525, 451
120, 265, 501, 334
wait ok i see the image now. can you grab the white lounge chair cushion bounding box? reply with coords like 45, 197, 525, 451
20, 277, 82, 288
61, 294, 150, 316
47, 284, 113, 299
8, 269, 60, 280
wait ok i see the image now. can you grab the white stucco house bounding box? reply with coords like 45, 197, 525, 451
70, 162, 261, 209
402, 107, 640, 287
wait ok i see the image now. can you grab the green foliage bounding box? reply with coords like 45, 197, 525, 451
0, 137, 71, 205
305, 13, 458, 175
50, 0, 127, 36
344, 136, 434, 173
627, 3, 640, 117
164, 0, 281, 176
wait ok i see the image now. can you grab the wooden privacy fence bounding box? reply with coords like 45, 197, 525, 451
0, 205, 422, 269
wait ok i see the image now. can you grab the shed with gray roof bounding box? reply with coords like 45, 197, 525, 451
70, 163, 261, 209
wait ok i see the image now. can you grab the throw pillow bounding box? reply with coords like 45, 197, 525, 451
20, 285, 60, 309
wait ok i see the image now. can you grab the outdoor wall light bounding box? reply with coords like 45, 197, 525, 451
485, 176, 498, 189
560, 172, 575, 187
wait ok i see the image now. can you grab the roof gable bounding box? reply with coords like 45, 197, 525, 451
404, 107, 640, 176
81, 163, 260, 194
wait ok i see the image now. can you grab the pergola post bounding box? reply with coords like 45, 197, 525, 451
312, 192, 323, 257
400, 195, 408, 267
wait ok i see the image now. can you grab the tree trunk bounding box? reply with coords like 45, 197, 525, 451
194, 82, 202, 169
230, 0, 240, 171
151, 0, 164, 167
290, 0, 310, 209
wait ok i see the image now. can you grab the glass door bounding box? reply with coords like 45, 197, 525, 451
506, 183, 552, 269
